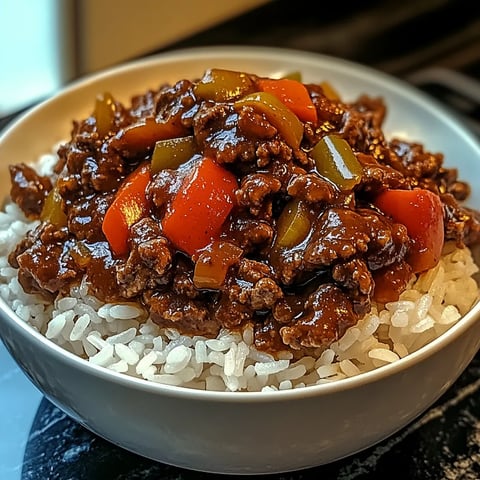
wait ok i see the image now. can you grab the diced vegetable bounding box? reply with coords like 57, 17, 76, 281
373, 188, 445, 273
257, 77, 318, 123
311, 135, 363, 191
282, 71, 302, 81
194, 68, 255, 102
274, 198, 311, 249
234, 92, 304, 149
69, 241, 92, 268
110, 117, 187, 157
319, 81, 341, 101
93, 92, 117, 138
102, 163, 151, 256
193, 241, 243, 289
162, 157, 238, 256
151, 136, 197, 173
40, 184, 67, 228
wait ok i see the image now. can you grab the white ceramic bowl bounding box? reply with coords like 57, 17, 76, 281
1, 46, 480, 475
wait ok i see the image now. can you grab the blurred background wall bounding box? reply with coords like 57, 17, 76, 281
1, 0, 478, 132
0, 0, 268, 116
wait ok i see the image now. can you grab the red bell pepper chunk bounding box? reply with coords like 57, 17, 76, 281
373, 188, 445, 273
257, 77, 318, 123
102, 163, 151, 256
162, 158, 238, 256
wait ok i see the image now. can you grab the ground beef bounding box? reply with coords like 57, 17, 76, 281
280, 284, 359, 350
8, 68, 480, 355
9, 163, 52, 218
67, 193, 113, 242
193, 103, 257, 164
146, 290, 218, 337
116, 218, 173, 298
13, 223, 79, 295
236, 173, 282, 217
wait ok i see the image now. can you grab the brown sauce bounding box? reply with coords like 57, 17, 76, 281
8, 69, 480, 354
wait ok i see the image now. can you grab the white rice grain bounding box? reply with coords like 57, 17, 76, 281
74, 303, 102, 324
205, 375, 227, 391
317, 364, 340, 379
128, 340, 146, 356
416, 294, 433, 320
15, 304, 32, 322
108, 360, 129, 373
338, 328, 361, 351
368, 348, 400, 364
439, 305, 461, 325
410, 315, 435, 334
164, 345, 192, 374
176, 366, 196, 383
391, 310, 409, 328
317, 348, 335, 366
205, 338, 231, 352
70, 314, 91, 342
242, 325, 254, 345
86, 331, 107, 351
109, 304, 144, 320
208, 350, 225, 367
149, 336, 161, 351
82, 338, 98, 357
279, 380, 293, 390
223, 374, 240, 392
248, 349, 275, 363
89, 344, 115, 367
56, 297, 77, 311
106, 327, 138, 345
233, 342, 250, 377
254, 359, 290, 376
223, 344, 236, 377
340, 359, 361, 377
140, 364, 157, 380
393, 342, 409, 358
358, 314, 380, 339
135, 350, 158, 375
115, 343, 140, 365
194, 340, 208, 364
276, 364, 307, 382
45, 313, 67, 339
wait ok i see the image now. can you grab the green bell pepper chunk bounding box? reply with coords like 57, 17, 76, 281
40, 185, 67, 228
151, 136, 197, 173
234, 91, 304, 149
311, 135, 362, 191
194, 68, 255, 102
93, 92, 116, 138
274, 198, 311, 249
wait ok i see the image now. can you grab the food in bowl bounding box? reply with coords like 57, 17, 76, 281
2, 67, 480, 392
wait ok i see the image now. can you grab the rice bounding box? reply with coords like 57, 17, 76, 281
1, 152, 479, 392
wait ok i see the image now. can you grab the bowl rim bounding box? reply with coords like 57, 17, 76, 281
1, 44, 480, 402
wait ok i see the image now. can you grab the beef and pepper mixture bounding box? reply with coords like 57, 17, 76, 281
8, 69, 480, 355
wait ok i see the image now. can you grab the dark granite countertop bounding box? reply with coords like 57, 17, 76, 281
1, 0, 480, 478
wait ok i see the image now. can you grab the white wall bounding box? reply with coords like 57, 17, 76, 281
0, 0, 73, 115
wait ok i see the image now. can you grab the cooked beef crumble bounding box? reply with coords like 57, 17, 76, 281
8, 69, 480, 355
